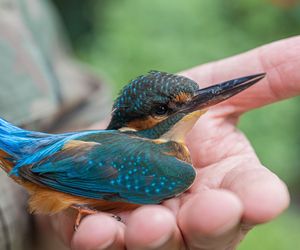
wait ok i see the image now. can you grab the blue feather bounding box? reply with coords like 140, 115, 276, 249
0, 118, 103, 175
16, 131, 196, 204
0, 118, 196, 204
0, 118, 50, 156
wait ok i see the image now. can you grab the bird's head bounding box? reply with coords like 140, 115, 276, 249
107, 70, 265, 142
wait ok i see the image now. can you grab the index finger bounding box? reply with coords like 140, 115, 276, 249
182, 36, 300, 114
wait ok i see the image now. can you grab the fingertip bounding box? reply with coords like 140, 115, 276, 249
222, 167, 290, 224
71, 214, 120, 250
125, 205, 177, 249
240, 173, 290, 224
178, 190, 243, 238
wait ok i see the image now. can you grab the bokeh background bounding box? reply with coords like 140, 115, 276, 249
52, 0, 300, 249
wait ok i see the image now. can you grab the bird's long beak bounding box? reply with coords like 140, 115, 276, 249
183, 73, 266, 112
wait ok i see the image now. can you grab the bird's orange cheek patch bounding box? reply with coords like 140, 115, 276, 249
127, 116, 166, 130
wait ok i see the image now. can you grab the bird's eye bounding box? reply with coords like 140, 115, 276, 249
153, 105, 169, 116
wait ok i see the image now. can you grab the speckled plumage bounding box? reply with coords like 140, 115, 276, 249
108, 71, 199, 130
0, 118, 195, 210
0, 71, 199, 214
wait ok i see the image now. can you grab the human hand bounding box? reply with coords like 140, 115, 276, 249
48, 36, 300, 250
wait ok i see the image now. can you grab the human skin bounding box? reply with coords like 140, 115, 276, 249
47, 36, 300, 250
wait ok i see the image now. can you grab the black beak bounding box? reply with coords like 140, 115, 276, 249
183, 73, 266, 112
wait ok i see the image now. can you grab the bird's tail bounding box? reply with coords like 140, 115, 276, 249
0, 118, 71, 175
0, 118, 47, 173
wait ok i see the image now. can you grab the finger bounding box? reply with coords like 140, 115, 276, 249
221, 163, 290, 224
71, 214, 125, 250
182, 36, 300, 114
125, 205, 183, 250
189, 153, 290, 225
178, 190, 243, 250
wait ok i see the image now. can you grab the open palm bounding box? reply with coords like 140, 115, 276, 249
49, 36, 300, 250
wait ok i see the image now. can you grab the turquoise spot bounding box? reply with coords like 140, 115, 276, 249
155, 188, 161, 193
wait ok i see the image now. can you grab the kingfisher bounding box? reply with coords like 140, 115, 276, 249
0, 71, 265, 228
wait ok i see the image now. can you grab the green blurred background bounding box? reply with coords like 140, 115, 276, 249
52, 0, 300, 249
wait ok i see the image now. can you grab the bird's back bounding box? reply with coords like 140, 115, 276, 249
0, 117, 196, 213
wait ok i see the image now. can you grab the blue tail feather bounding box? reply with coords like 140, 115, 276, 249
0, 118, 67, 175
0, 118, 53, 159
0, 118, 23, 134
0, 117, 100, 175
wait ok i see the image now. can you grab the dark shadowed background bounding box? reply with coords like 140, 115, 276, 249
52, 0, 300, 249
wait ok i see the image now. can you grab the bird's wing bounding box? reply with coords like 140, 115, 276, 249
18, 131, 195, 204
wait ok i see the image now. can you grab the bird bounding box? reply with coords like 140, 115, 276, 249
0, 70, 265, 228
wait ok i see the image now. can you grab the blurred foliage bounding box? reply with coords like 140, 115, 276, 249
51, 0, 97, 48
53, 0, 300, 249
